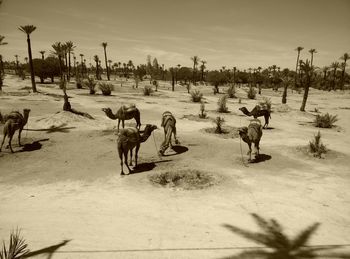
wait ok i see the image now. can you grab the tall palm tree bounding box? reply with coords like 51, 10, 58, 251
79, 54, 84, 77
300, 60, 315, 111
330, 62, 340, 91
14, 54, 19, 74
39, 50, 45, 60
19, 25, 37, 92
0, 36, 7, 89
101, 42, 110, 80
340, 53, 349, 90
309, 48, 317, 66
73, 55, 76, 77
65, 41, 75, 81
52, 42, 64, 79
191, 55, 200, 84
93, 55, 100, 80
222, 213, 347, 259
108, 59, 112, 76
321, 66, 329, 89
294, 46, 304, 89
200, 60, 207, 81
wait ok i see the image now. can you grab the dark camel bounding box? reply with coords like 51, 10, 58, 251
239, 105, 271, 128
102, 105, 141, 131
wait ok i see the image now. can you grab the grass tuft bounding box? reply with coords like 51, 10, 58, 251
309, 131, 327, 158
190, 89, 203, 102
314, 113, 338, 128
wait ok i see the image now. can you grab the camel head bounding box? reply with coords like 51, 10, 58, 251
239, 107, 248, 113
101, 107, 112, 113
143, 124, 158, 133
238, 126, 248, 138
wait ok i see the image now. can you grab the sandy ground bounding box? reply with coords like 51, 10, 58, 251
0, 75, 350, 258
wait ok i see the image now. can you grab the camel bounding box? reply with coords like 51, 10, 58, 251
117, 124, 157, 175
238, 119, 263, 161
239, 105, 271, 128
102, 105, 141, 131
158, 111, 180, 156
0, 109, 31, 153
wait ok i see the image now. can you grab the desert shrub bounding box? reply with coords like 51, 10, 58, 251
227, 84, 236, 98
190, 89, 203, 102
314, 113, 338, 128
99, 82, 114, 96
238, 98, 242, 104
258, 97, 272, 111
247, 86, 257, 99
59, 78, 66, 90
309, 131, 327, 158
0, 229, 29, 259
199, 102, 207, 119
76, 75, 83, 89
214, 116, 225, 133
84, 77, 97, 94
143, 85, 153, 96
217, 95, 229, 113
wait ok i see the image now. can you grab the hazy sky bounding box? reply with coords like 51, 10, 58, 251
1, 0, 349, 70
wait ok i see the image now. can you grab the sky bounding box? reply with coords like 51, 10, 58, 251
0, 0, 349, 70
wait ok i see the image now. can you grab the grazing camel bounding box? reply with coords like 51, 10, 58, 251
0, 109, 31, 153
158, 111, 180, 156
238, 119, 263, 161
102, 105, 141, 131
117, 124, 157, 175
239, 105, 271, 128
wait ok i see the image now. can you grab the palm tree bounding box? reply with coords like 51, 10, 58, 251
0, 35, 8, 46
330, 62, 340, 90
93, 55, 100, 80
108, 59, 112, 76
321, 66, 329, 89
39, 50, 45, 60
101, 42, 110, 80
340, 53, 349, 90
14, 54, 19, 74
309, 48, 317, 66
19, 25, 37, 92
222, 213, 346, 259
0, 35, 7, 89
300, 60, 315, 111
52, 42, 64, 79
294, 46, 304, 89
65, 41, 75, 81
79, 54, 84, 77
24, 57, 28, 64
191, 55, 200, 84
200, 60, 207, 81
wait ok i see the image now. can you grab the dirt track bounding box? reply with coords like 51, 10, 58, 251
1, 75, 350, 258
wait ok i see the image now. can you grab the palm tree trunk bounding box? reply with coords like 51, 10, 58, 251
295, 51, 300, 88
104, 48, 110, 80
68, 52, 71, 82
300, 78, 310, 111
282, 84, 288, 104
27, 35, 37, 92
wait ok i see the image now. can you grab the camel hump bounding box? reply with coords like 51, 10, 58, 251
161, 111, 175, 127
118, 127, 140, 142
120, 104, 138, 113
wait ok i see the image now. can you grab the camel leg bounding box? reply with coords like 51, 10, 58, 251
129, 148, 133, 166
124, 151, 132, 174
122, 120, 125, 129
0, 134, 6, 152
8, 134, 14, 153
18, 128, 23, 146
247, 143, 252, 161
135, 144, 140, 167
117, 119, 121, 132
173, 126, 180, 145
119, 150, 125, 175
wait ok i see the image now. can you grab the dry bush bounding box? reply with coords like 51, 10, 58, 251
143, 85, 153, 96
0, 229, 29, 259
314, 113, 338, 128
309, 131, 327, 158
199, 102, 207, 119
259, 97, 272, 111
190, 89, 203, 102
227, 84, 236, 98
76, 76, 83, 89
99, 82, 114, 96
149, 169, 215, 190
217, 95, 229, 113
214, 116, 225, 133
247, 86, 257, 99
84, 77, 97, 94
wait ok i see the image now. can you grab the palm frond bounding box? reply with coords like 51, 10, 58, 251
222, 224, 271, 246
291, 223, 320, 249
18, 25, 36, 35
0, 229, 29, 259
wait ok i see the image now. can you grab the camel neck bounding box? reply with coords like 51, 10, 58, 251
140, 130, 153, 143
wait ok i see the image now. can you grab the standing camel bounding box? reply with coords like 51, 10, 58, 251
158, 111, 180, 156
102, 104, 141, 131
0, 109, 30, 153
239, 106, 271, 128
238, 119, 263, 161
117, 124, 157, 175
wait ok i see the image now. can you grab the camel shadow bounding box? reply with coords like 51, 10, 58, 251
263, 126, 275, 130
24, 239, 71, 259
250, 153, 271, 163
20, 138, 49, 152
162, 145, 189, 157
132, 162, 156, 174
26, 123, 75, 133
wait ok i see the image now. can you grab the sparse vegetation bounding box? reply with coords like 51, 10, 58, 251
149, 169, 216, 190
314, 113, 338, 128
0, 229, 29, 259
199, 102, 207, 118
259, 97, 272, 111
309, 131, 327, 158
247, 86, 256, 99
143, 85, 153, 96
84, 77, 97, 95
99, 82, 113, 96
214, 116, 225, 133
217, 95, 228, 113
190, 89, 203, 102
238, 98, 242, 104
227, 84, 236, 98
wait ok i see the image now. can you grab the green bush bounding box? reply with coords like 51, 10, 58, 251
258, 97, 272, 111
309, 131, 327, 158
217, 95, 229, 113
84, 77, 97, 95
214, 116, 225, 133
227, 84, 236, 98
199, 102, 207, 119
99, 82, 114, 96
247, 86, 257, 99
190, 89, 203, 102
314, 113, 338, 128
143, 85, 153, 96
